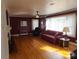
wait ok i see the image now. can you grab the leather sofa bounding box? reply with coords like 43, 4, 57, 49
41, 30, 63, 44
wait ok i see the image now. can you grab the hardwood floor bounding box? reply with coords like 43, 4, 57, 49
9, 35, 77, 59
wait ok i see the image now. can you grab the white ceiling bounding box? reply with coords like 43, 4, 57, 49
6, 0, 77, 16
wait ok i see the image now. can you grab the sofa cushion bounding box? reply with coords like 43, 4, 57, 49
42, 34, 55, 39
44, 30, 57, 35
57, 32, 63, 36
54, 32, 59, 36
44, 30, 63, 36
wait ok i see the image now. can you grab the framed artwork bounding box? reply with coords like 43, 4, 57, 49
20, 21, 27, 26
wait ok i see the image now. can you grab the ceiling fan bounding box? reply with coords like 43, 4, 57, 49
35, 11, 40, 18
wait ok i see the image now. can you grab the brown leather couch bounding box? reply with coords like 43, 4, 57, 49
41, 30, 63, 44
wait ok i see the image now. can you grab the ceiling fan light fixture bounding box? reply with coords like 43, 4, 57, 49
35, 11, 40, 18
36, 15, 39, 18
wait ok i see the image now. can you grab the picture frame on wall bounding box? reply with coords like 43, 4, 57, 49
20, 21, 27, 27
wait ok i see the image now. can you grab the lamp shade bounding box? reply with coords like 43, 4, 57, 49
63, 27, 70, 32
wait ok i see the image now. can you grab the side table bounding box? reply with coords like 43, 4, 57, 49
59, 38, 70, 48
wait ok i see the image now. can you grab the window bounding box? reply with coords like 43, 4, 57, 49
32, 19, 39, 30
46, 13, 76, 37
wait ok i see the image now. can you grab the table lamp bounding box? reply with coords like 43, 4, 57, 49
63, 27, 70, 39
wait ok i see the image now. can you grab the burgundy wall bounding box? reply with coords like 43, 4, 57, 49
39, 18, 46, 33
10, 17, 32, 35
10, 16, 46, 35
10, 17, 20, 34
27, 19, 32, 33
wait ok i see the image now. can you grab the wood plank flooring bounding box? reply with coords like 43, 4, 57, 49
9, 35, 77, 59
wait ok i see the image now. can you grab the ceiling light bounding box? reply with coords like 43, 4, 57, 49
35, 11, 40, 18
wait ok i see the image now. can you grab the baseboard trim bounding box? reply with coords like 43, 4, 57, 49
29, 33, 32, 34
11, 34, 19, 36
19, 33, 28, 35
11, 33, 28, 36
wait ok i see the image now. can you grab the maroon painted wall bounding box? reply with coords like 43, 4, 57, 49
10, 17, 32, 35
39, 18, 46, 33
10, 17, 20, 34
10, 16, 46, 35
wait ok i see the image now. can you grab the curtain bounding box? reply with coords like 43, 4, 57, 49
46, 13, 76, 37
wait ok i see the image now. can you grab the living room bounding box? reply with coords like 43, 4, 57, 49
1, 0, 77, 59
